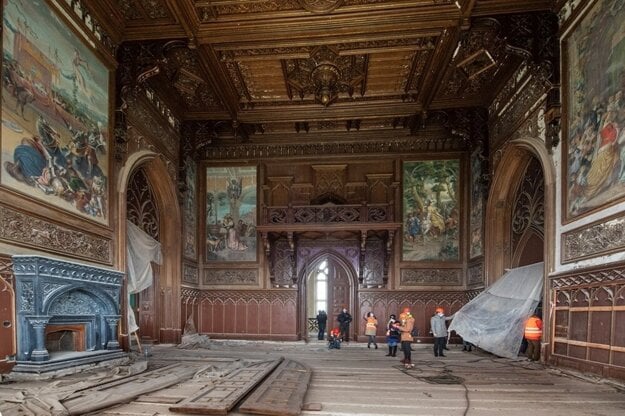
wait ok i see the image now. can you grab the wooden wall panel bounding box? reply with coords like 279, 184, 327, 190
184, 290, 298, 340
550, 263, 625, 381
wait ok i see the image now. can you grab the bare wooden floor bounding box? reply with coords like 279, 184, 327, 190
2, 340, 625, 416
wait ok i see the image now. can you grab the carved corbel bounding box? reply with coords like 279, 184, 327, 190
544, 86, 561, 154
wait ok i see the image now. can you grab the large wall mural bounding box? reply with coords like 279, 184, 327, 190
402, 159, 460, 262
1, 0, 110, 224
563, 0, 625, 220
205, 166, 257, 262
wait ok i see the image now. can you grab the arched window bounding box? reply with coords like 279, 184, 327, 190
314, 260, 328, 313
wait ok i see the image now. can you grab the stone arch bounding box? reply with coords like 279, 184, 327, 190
117, 150, 182, 346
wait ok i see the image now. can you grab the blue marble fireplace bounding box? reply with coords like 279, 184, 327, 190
13, 255, 125, 373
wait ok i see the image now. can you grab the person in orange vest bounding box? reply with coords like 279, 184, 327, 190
524, 313, 543, 361
394, 307, 415, 369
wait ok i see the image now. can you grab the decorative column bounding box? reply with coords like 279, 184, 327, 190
105, 316, 121, 350
27, 316, 50, 361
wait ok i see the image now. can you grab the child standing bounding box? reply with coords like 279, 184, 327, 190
364, 312, 378, 349
386, 314, 400, 357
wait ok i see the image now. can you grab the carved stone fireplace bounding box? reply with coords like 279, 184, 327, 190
13, 255, 125, 373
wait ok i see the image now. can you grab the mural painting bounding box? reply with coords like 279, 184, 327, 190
402, 159, 460, 262
205, 166, 257, 262
1, 0, 110, 224
183, 156, 197, 259
564, 0, 625, 220
470, 148, 484, 258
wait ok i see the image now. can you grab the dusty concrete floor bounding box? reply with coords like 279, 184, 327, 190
2, 340, 625, 416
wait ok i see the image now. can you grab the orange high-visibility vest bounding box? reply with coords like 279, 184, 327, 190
524, 316, 543, 341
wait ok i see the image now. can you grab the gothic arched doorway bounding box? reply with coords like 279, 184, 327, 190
301, 252, 357, 341
119, 151, 182, 346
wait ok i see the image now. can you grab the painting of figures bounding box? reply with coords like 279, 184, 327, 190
1, 0, 109, 224
564, 0, 625, 220
205, 166, 257, 262
403, 159, 460, 262
470, 149, 484, 258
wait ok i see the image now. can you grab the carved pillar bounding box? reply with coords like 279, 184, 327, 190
27, 316, 50, 361
288, 232, 297, 286
384, 230, 394, 285
261, 232, 274, 285
105, 316, 121, 349
359, 230, 367, 285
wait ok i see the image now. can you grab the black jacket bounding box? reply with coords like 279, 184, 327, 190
337, 311, 352, 325
316, 312, 327, 324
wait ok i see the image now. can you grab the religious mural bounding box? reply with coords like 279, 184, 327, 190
402, 159, 460, 262
470, 148, 484, 258
564, 0, 625, 220
205, 166, 257, 262
1, 0, 109, 224
183, 156, 197, 259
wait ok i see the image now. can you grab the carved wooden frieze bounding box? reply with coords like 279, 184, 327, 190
400, 268, 462, 286
127, 94, 179, 159
467, 262, 484, 286
183, 263, 199, 285
562, 214, 625, 264
0, 204, 112, 265
358, 289, 468, 306
297, 242, 359, 278
551, 265, 625, 289
183, 288, 297, 304
203, 269, 258, 286
272, 239, 295, 287
117, 0, 172, 21
203, 136, 468, 160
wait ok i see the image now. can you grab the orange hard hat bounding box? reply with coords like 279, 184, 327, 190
435, 307, 444, 313
402, 307, 411, 314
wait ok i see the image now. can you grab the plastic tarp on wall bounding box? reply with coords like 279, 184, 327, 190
448, 262, 544, 359
126, 220, 162, 333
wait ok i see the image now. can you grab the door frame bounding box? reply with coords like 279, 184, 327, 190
297, 250, 358, 341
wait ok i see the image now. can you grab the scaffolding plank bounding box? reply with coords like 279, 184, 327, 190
239, 359, 311, 416
170, 358, 283, 415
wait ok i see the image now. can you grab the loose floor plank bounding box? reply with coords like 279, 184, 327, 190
239, 359, 311, 416
61, 363, 199, 415
170, 358, 283, 415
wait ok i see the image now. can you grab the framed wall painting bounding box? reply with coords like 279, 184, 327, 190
205, 166, 257, 262
562, 0, 625, 221
1, 0, 110, 224
402, 159, 460, 262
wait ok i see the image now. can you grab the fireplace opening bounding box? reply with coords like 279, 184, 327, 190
45, 324, 86, 353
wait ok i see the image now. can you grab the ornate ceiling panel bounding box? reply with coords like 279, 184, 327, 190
96, 0, 556, 142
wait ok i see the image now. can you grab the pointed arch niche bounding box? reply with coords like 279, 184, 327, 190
117, 151, 182, 346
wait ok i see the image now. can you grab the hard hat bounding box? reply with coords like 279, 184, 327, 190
435, 307, 444, 314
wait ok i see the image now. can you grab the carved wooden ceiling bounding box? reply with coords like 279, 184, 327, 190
91, 0, 557, 142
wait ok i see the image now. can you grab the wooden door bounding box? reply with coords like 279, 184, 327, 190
328, 259, 351, 336
137, 264, 159, 341
0, 275, 15, 373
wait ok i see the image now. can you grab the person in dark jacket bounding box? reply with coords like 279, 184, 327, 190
337, 308, 353, 342
386, 314, 400, 357
316, 310, 328, 340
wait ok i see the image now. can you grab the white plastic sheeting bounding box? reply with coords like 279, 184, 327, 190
448, 262, 543, 359
126, 220, 162, 333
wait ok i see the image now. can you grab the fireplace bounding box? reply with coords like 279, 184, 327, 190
12, 255, 125, 373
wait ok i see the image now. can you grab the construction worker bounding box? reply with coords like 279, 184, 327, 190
430, 307, 453, 357
524, 313, 543, 361
395, 307, 415, 369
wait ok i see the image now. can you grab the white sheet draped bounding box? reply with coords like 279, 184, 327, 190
448, 262, 544, 359
126, 220, 162, 334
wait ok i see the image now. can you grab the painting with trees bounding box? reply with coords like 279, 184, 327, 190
402, 159, 460, 262
205, 166, 257, 262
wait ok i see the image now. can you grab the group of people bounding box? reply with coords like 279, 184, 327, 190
315, 307, 543, 366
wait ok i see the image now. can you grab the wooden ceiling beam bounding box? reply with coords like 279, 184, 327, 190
196, 45, 242, 118
472, 0, 553, 16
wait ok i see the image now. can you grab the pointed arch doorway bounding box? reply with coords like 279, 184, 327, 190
301, 253, 356, 341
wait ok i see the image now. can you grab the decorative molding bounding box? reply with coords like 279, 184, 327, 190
202, 269, 258, 286
562, 213, 625, 264
358, 289, 468, 305
400, 268, 462, 286
203, 136, 468, 160
550, 265, 625, 289
59, 0, 117, 55
0, 204, 112, 265
127, 168, 160, 241
181, 288, 296, 305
